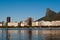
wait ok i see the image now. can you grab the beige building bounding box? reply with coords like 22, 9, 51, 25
52, 21, 60, 26
32, 21, 41, 26
20, 22, 27, 26
0, 22, 2, 26
8, 22, 18, 27
40, 21, 52, 26
0, 21, 60, 27
32, 21, 36, 26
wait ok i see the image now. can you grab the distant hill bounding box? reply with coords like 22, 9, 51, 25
37, 8, 60, 21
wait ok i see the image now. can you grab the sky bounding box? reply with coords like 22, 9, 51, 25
0, 0, 60, 22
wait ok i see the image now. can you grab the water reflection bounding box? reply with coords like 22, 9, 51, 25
32, 30, 39, 40
0, 28, 60, 40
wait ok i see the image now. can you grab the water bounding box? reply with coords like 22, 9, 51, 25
0, 28, 60, 40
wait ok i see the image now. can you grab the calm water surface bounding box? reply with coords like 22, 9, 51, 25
0, 28, 60, 40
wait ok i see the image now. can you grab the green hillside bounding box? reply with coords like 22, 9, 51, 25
37, 8, 60, 21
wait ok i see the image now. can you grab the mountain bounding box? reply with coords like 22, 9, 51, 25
37, 8, 60, 21
55, 12, 60, 20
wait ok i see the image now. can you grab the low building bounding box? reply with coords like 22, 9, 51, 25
35, 21, 39, 26
20, 22, 26, 27
0, 20, 60, 27
52, 21, 60, 26
0, 22, 2, 26
8, 22, 18, 27
32, 21, 41, 27
2, 22, 7, 26
40, 21, 52, 26
32, 21, 36, 26
38, 21, 41, 26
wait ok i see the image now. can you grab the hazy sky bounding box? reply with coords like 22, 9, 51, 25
0, 0, 60, 22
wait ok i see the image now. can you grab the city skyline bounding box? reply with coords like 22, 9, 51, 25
0, 0, 60, 22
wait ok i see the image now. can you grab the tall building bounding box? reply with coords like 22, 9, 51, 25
6, 16, 11, 40
26, 17, 32, 26
6, 16, 11, 23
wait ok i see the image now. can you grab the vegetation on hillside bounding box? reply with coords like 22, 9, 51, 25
37, 8, 60, 21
